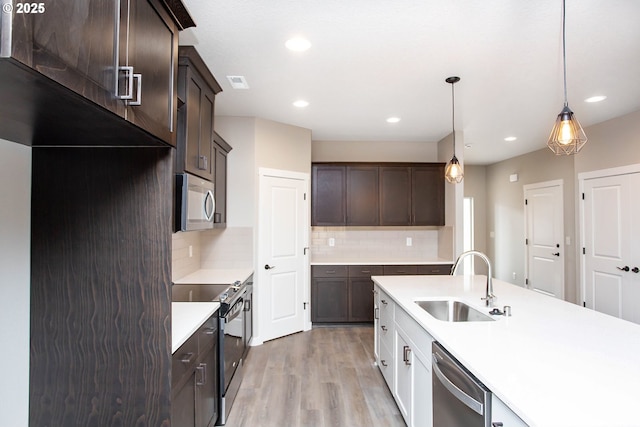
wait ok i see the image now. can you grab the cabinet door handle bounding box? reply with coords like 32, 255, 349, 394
617, 266, 630, 272
361, 270, 371, 274
203, 327, 216, 336
380, 360, 388, 367
633, 267, 640, 274
381, 325, 387, 331
129, 73, 142, 106
116, 66, 134, 100
325, 270, 336, 274
381, 299, 388, 305
492, 423, 504, 427
196, 363, 207, 386
403, 346, 412, 365
552, 252, 560, 257
374, 307, 379, 320
198, 155, 208, 171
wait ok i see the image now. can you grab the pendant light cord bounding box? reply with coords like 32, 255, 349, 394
451, 81, 456, 153
562, 0, 568, 107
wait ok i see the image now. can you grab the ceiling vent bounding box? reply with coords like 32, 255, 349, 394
226, 75, 249, 89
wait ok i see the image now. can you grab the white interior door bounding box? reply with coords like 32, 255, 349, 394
582, 172, 640, 323
524, 181, 564, 299
258, 169, 309, 343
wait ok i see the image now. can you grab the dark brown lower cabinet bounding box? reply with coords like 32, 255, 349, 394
311, 264, 453, 323
172, 314, 219, 427
312, 277, 350, 322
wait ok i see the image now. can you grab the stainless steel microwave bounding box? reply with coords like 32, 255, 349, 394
175, 173, 215, 232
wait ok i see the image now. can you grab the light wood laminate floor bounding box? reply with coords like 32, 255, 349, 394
225, 326, 406, 427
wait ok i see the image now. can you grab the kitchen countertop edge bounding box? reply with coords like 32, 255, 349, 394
172, 301, 220, 354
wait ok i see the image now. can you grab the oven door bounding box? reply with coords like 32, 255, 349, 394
222, 297, 244, 393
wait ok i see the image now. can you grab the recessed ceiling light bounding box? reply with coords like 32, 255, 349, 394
293, 100, 309, 108
226, 75, 249, 89
285, 37, 311, 52
504, 136, 517, 142
386, 117, 401, 123
585, 95, 607, 103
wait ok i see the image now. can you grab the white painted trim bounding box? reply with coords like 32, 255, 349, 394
578, 163, 640, 181
259, 167, 308, 181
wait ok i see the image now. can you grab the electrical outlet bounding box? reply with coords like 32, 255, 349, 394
328, 238, 335, 247
188, 245, 193, 258
406, 237, 412, 246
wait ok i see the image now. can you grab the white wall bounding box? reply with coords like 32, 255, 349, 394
0, 139, 31, 427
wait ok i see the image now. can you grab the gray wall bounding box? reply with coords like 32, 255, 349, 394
0, 139, 31, 427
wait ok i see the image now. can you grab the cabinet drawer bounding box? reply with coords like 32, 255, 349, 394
348, 265, 384, 277
383, 265, 419, 275
379, 339, 394, 389
172, 332, 199, 388
417, 264, 452, 275
312, 265, 348, 278
197, 315, 218, 353
395, 306, 434, 359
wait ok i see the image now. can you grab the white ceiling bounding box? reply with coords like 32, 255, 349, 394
179, 0, 640, 165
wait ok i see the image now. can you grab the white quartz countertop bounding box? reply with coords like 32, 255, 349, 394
173, 268, 254, 285
372, 275, 640, 427
172, 302, 220, 354
311, 257, 452, 266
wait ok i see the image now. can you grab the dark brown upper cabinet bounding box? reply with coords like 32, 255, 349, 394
213, 131, 233, 228
380, 166, 412, 225
0, 0, 194, 147
311, 162, 445, 227
312, 165, 347, 226
176, 46, 223, 181
347, 166, 379, 225
412, 164, 445, 226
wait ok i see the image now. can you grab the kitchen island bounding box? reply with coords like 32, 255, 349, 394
373, 274, 640, 427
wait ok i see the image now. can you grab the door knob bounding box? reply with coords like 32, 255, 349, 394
264, 264, 276, 270
632, 267, 640, 274
617, 266, 630, 272
552, 252, 560, 257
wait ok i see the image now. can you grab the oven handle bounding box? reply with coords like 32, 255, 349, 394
225, 298, 244, 322
432, 353, 484, 415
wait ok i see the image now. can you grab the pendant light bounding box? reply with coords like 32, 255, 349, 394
444, 76, 463, 184
547, 0, 587, 155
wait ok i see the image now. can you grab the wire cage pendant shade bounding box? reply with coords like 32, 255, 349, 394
547, 0, 587, 155
445, 76, 463, 184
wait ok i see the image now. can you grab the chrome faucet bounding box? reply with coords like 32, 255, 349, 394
451, 250, 496, 307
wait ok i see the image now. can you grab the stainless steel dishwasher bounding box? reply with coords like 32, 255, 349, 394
432, 342, 492, 427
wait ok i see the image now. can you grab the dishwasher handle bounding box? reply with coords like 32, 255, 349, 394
432, 353, 484, 416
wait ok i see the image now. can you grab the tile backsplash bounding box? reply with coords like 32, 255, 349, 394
172, 226, 254, 282
311, 226, 451, 261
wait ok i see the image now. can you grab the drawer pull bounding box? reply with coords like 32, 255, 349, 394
361, 270, 371, 274
180, 352, 195, 364
381, 299, 388, 305
381, 325, 387, 331
203, 327, 216, 335
325, 270, 336, 274
380, 360, 388, 367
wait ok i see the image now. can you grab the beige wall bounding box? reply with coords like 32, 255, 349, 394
574, 109, 640, 174
255, 117, 312, 174
312, 140, 438, 162
464, 165, 487, 258
485, 148, 576, 301
478, 109, 640, 305
0, 139, 31, 427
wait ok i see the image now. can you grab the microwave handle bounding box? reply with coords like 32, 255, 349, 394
204, 190, 215, 221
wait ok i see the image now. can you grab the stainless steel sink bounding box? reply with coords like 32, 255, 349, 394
415, 299, 495, 322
